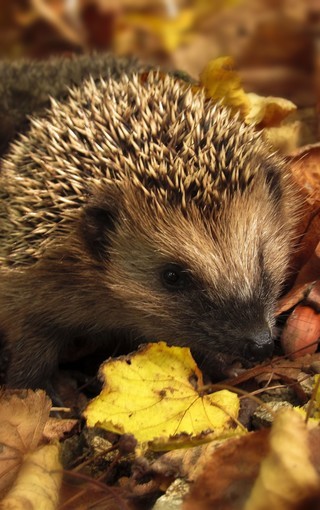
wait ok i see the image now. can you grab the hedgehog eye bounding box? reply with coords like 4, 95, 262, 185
161, 264, 188, 290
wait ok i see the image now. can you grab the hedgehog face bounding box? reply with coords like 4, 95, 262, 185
81, 175, 294, 375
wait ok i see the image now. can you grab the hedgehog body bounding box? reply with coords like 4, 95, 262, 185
0, 53, 146, 155
0, 64, 297, 388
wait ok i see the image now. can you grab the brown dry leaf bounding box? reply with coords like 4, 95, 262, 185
183, 429, 270, 510
254, 352, 320, 385
151, 439, 228, 483
43, 418, 78, 442
306, 279, 320, 309
0, 442, 62, 510
276, 250, 320, 317
294, 209, 320, 277
60, 485, 128, 510
294, 243, 320, 287
183, 410, 320, 510
280, 305, 320, 359
290, 144, 320, 205
276, 281, 315, 315
245, 409, 320, 510
0, 390, 51, 497
288, 144, 320, 274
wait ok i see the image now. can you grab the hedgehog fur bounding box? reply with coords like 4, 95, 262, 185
0, 67, 298, 389
0, 53, 146, 155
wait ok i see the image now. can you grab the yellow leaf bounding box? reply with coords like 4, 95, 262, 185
199, 57, 296, 128
124, 10, 194, 53
245, 409, 319, 510
246, 93, 297, 127
199, 56, 250, 117
84, 343, 241, 451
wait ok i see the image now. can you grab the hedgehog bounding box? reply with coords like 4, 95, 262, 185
0, 63, 298, 390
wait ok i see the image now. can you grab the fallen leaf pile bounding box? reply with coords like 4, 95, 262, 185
0, 1, 320, 508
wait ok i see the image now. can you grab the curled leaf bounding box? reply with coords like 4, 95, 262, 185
199, 56, 250, 116
1, 443, 62, 510
246, 93, 296, 127
245, 409, 319, 510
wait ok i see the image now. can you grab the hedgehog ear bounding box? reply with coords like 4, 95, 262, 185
81, 184, 121, 260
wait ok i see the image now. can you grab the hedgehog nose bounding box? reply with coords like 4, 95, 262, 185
243, 330, 274, 361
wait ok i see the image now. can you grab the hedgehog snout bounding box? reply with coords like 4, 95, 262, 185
242, 329, 274, 361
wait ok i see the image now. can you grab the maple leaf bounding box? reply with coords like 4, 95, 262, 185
84, 342, 242, 451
